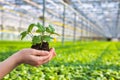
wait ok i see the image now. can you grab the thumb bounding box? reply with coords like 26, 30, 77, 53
50, 48, 56, 57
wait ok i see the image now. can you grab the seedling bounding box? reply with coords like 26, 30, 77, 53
20, 22, 59, 51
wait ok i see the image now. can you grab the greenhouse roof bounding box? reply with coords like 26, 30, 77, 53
0, 0, 120, 38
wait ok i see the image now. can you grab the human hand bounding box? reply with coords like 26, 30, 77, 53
14, 48, 56, 67
49, 48, 56, 60
0, 48, 56, 79
35, 48, 56, 67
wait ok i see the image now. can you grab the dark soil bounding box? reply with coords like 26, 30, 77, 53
31, 42, 49, 51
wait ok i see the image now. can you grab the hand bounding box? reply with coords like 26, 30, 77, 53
0, 48, 56, 79
49, 48, 56, 60
15, 48, 56, 67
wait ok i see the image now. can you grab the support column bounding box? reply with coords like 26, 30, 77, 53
73, 13, 76, 43
42, 0, 46, 26
62, 4, 66, 45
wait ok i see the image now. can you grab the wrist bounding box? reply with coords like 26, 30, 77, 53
11, 52, 23, 66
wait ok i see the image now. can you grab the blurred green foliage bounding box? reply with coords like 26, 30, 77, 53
0, 41, 120, 80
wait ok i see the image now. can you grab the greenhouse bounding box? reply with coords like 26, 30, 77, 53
0, 0, 120, 79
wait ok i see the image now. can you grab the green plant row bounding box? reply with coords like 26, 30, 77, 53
0, 41, 120, 80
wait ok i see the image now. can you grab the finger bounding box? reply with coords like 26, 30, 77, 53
42, 57, 50, 64
34, 50, 49, 56
43, 49, 57, 62
39, 56, 51, 66
35, 55, 50, 66
47, 48, 56, 60
38, 54, 50, 61
50, 48, 56, 57
35, 58, 49, 67
48, 53, 53, 60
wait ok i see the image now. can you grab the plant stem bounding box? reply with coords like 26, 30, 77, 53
40, 32, 44, 47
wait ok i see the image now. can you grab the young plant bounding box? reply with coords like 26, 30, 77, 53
20, 22, 59, 51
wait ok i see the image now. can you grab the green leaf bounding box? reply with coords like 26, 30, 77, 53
36, 23, 46, 32
46, 27, 52, 33
53, 32, 60, 36
46, 25, 55, 34
49, 25, 55, 32
20, 31, 28, 40
36, 29, 41, 33
42, 35, 53, 42
32, 36, 41, 45
46, 27, 59, 36
28, 24, 35, 32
